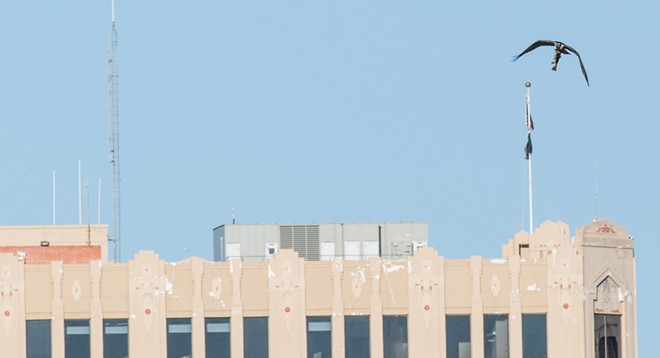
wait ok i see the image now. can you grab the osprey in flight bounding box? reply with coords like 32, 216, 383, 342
513, 40, 589, 86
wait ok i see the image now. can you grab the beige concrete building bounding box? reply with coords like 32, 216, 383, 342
0, 219, 636, 357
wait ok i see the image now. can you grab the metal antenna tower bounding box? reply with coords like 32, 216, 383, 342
108, 0, 121, 262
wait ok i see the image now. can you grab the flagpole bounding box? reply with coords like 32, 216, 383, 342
528, 138, 533, 236
525, 81, 534, 237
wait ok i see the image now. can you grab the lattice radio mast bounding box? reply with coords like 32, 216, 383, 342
108, 0, 121, 262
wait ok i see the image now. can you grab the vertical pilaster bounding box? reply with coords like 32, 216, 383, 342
575, 254, 586, 358
191, 258, 205, 358
229, 258, 244, 358
547, 253, 583, 358
128, 252, 167, 357
17, 258, 26, 358
508, 255, 522, 357
331, 258, 345, 358
268, 250, 306, 358
407, 248, 442, 357
438, 256, 447, 358
90, 261, 103, 358
0, 254, 24, 358
51, 261, 64, 358
369, 256, 383, 358
629, 256, 639, 357
470, 256, 484, 358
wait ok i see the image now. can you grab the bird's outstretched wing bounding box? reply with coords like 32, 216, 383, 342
512, 40, 556, 62
563, 44, 590, 86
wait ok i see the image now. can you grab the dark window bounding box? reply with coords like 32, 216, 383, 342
167, 318, 192, 358
595, 314, 620, 358
103, 319, 128, 358
307, 316, 331, 358
522, 314, 546, 358
446, 315, 471, 358
244, 317, 268, 358
383, 315, 408, 358
206, 317, 230, 358
27, 320, 51, 358
65, 320, 90, 358
484, 314, 508, 358
345, 316, 370, 358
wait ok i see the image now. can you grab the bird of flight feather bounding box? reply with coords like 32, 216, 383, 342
513, 40, 589, 86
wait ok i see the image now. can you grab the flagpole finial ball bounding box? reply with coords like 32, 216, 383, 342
525, 81, 531, 88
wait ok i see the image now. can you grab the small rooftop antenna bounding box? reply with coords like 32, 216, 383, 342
78, 160, 82, 225
594, 153, 600, 221
52, 170, 56, 225
232, 208, 236, 224
84, 181, 91, 245
108, 0, 122, 262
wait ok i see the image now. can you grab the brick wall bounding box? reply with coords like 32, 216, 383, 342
0, 245, 101, 264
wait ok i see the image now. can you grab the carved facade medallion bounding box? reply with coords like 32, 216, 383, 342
594, 277, 622, 315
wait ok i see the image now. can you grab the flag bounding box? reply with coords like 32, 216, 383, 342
525, 133, 533, 160
525, 100, 534, 131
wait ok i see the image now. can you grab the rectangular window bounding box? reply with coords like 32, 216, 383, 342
595, 314, 621, 358
104, 319, 129, 358
446, 315, 471, 358
27, 320, 51, 358
383, 315, 408, 358
522, 314, 547, 358
65, 320, 90, 358
167, 318, 192, 358
206, 317, 230, 358
483, 314, 508, 358
307, 316, 331, 358
345, 316, 370, 358
244, 317, 268, 358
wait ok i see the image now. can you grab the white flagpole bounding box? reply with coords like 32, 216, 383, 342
528, 142, 533, 235
525, 82, 534, 237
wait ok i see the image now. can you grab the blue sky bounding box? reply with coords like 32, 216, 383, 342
1, 1, 657, 353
